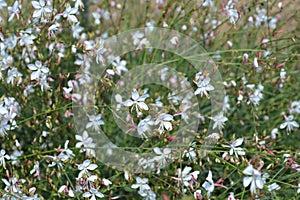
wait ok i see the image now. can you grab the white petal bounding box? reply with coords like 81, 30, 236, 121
137, 102, 148, 111
243, 165, 254, 175
123, 99, 134, 107
87, 163, 98, 170
132, 90, 139, 100
243, 176, 252, 187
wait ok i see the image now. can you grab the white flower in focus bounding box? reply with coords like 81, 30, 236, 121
211, 113, 228, 130
86, 114, 105, 131
124, 89, 149, 115
155, 113, 174, 133
83, 188, 104, 199
78, 159, 98, 178
202, 170, 214, 197
280, 115, 299, 133
224, 138, 245, 158
243, 165, 264, 194
27, 61, 49, 80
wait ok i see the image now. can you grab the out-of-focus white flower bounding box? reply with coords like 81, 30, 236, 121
268, 183, 280, 193
243, 165, 264, 194
194, 72, 214, 98
31, 0, 53, 19
72, 22, 84, 39
63, 4, 78, 23
8, 1, 21, 22
155, 113, 174, 133
271, 128, 279, 139
211, 113, 228, 130
202, 170, 214, 197
194, 189, 202, 199
0, 0, 7, 10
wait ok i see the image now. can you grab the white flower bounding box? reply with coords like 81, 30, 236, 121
7, 67, 22, 85
58, 140, 74, 162
0, 149, 10, 169
78, 159, 98, 178
72, 22, 84, 39
31, 0, 53, 19
75, 131, 96, 157
154, 113, 174, 133
243, 165, 264, 194
153, 147, 172, 171
297, 183, 300, 193
48, 23, 60, 38
8, 1, 21, 22
280, 115, 299, 133
27, 61, 49, 80
111, 56, 128, 76
72, 0, 84, 9
228, 192, 236, 200
177, 166, 199, 189
227, 9, 239, 24
86, 114, 105, 131
131, 177, 151, 197
83, 188, 104, 199
194, 72, 214, 97
137, 115, 154, 138
124, 89, 149, 115
63, 4, 78, 23
202, 170, 214, 197
224, 138, 245, 158
211, 113, 228, 130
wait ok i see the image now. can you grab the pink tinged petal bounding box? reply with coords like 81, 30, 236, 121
243, 177, 252, 187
